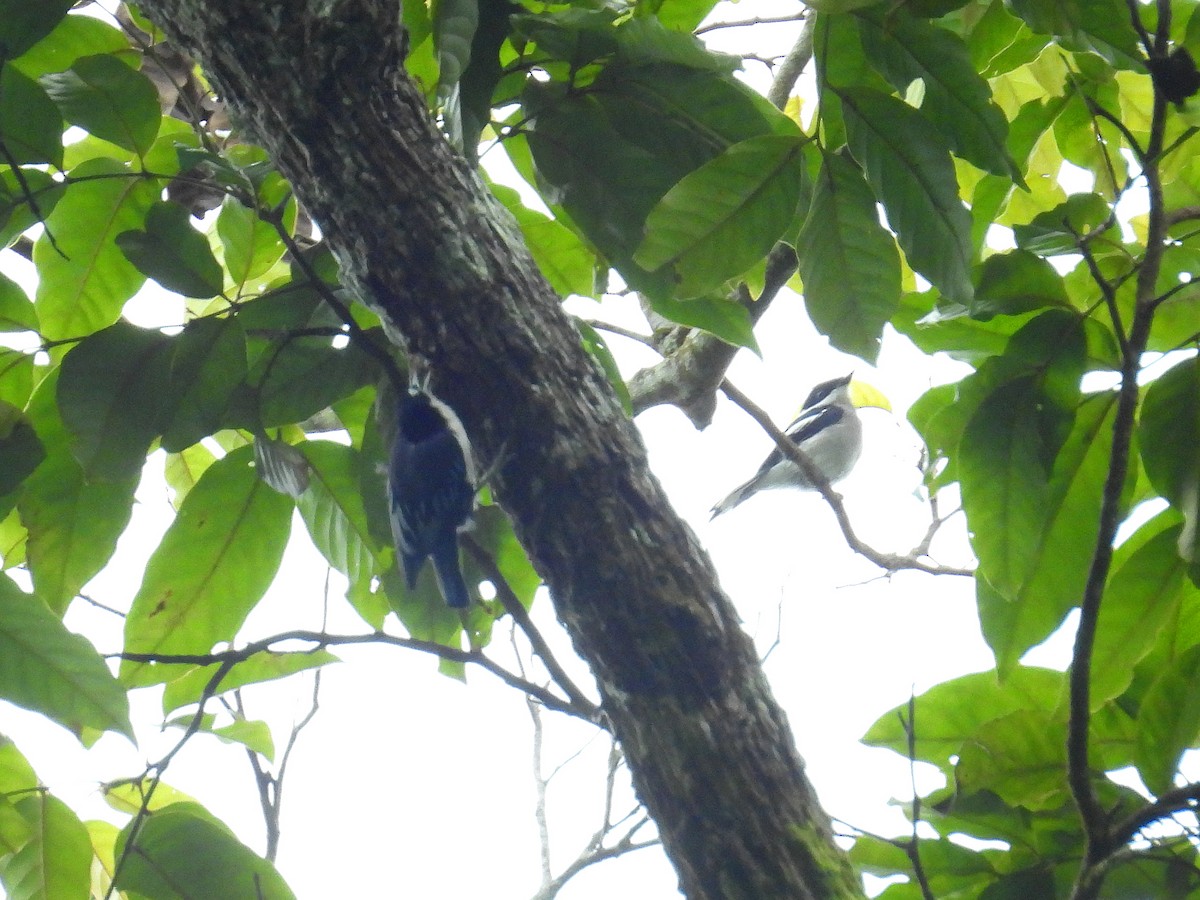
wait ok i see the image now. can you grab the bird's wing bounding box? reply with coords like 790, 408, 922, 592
754, 405, 845, 475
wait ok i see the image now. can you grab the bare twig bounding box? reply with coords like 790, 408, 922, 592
461, 534, 601, 721
115, 628, 600, 722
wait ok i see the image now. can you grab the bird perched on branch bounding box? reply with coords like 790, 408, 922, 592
388, 381, 475, 608
710, 374, 888, 519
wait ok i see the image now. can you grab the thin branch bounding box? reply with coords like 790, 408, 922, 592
527, 694, 554, 886
582, 320, 658, 350
695, 13, 804, 35
1067, 9, 1171, 895
106, 657, 237, 899
115, 628, 601, 722
719, 381, 974, 578
1109, 781, 1200, 849
899, 696, 936, 900
461, 534, 602, 721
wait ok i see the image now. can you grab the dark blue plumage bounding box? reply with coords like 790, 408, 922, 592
388, 388, 474, 608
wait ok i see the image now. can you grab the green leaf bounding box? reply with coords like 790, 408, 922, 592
57, 321, 173, 482
0, 0, 75, 59
857, 7, 1022, 183
0, 168, 64, 248
10, 13, 128, 79
0, 793, 91, 900
645, 293, 758, 350
39, 54, 160, 156
120, 446, 293, 685
433, 0, 478, 91
216, 196, 288, 294
161, 317, 248, 452
1135, 644, 1200, 795
635, 134, 807, 298
231, 339, 378, 430
524, 63, 790, 291
1006, 0, 1141, 68
839, 86, 974, 304
1012, 192, 1112, 256
161, 649, 337, 715
973, 393, 1117, 673
0, 68, 63, 167
795, 151, 900, 363
116, 201, 223, 298
210, 719, 275, 760
488, 183, 594, 298
1140, 357, 1200, 573
1091, 509, 1190, 709
0, 403, 44, 497
20, 369, 138, 615
576, 319, 632, 415
297, 441, 388, 627
956, 710, 1067, 810
970, 249, 1070, 319
115, 803, 296, 900
0, 272, 36, 332
862, 666, 1064, 767
0, 573, 132, 738
34, 157, 157, 341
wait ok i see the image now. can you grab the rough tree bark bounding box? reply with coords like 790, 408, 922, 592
138, 1, 863, 896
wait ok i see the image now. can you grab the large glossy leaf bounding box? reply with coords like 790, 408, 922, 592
970, 249, 1070, 319
635, 134, 808, 299
857, 7, 1021, 182
33, 157, 157, 341
57, 321, 173, 482
0, 68, 63, 167
161, 317, 248, 452
0, 573, 132, 739
974, 393, 1117, 674
0, 793, 91, 900
956, 708, 1067, 811
10, 13, 128, 79
1135, 644, 1200, 795
20, 369, 138, 615
0, 169, 64, 249
1091, 510, 1190, 709
525, 62, 791, 294
216, 196, 288, 295
839, 86, 974, 304
645, 293, 757, 350
115, 803, 296, 900
39, 54, 160, 156
1006, 0, 1141, 68
488, 183, 594, 298
795, 150, 900, 362
1140, 357, 1200, 575
120, 446, 293, 685
862, 666, 1064, 768
0, 272, 36, 333
0, 403, 44, 497
296, 441, 388, 628
116, 200, 223, 298
0, 0, 74, 59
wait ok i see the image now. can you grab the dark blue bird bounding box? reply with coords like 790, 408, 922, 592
388, 386, 474, 608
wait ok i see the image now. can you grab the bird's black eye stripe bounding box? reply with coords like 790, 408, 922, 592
800, 375, 850, 410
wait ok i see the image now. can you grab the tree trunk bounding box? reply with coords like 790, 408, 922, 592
139, 2, 862, 896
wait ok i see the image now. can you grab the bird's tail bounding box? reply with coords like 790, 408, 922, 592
710, 476, 758, 519
431, 537, 471, 608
